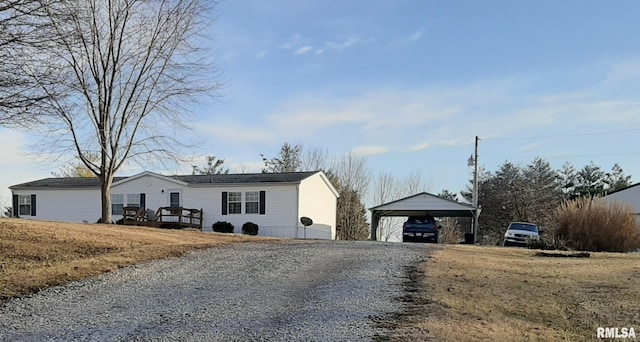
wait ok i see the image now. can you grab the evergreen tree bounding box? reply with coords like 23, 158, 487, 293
575, 161, 606, 198
605, 163, 632, 193
192, 156, 228, 175
261, 143, 302, 173
556, 162, 578, 199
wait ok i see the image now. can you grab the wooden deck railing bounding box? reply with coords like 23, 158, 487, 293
122, 206, 203, 229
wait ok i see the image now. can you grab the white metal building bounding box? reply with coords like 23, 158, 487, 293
601, 183, 640, 223
9, 171, 339, 239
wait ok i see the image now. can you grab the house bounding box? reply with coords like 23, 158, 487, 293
9, 171, 339, 239
601, 183, 640, 224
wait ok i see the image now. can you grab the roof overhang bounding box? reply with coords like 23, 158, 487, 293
112, 171, 188, 187
371, 209, 476, 217
369, 192, 478, 218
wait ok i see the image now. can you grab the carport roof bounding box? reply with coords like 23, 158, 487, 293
369, 192, 477, 217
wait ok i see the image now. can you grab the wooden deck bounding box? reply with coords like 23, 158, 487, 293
121, 206, 203, 229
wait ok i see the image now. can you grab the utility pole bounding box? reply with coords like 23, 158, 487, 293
473, 136, 479, 244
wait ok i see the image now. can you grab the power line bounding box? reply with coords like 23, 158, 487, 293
484, 128, 640, 141
483, 152, 640, 159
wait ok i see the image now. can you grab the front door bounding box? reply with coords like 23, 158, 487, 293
169, 191, 181, 208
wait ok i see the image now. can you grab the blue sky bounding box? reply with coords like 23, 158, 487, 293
1, 0, 640, 207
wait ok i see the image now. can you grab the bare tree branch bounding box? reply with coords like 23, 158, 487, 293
20, 0, 221, 223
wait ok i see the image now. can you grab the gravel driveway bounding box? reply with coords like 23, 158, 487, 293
0, 240, 427, 341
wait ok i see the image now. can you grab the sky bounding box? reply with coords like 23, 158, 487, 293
1, 0, 640, 208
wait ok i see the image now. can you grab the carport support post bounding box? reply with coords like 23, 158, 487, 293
370, 211, 379, 241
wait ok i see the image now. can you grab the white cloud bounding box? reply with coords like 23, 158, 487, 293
294, 46, 313, 55
518, 138, 557, 152
605, 59, 640, 84
221, 51, 236, 61
352, 145, 390, 157
326, 37, 359, 50
197, 123, 275, 145
270, 108, 368, 128
264, 68, 640, 158
407, 30, 423, 41
227, 161, 264, 174
255, 50, 268, 58
0, 129, 52, 210
409, 142, 431, 152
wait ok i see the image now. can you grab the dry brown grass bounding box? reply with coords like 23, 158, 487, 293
0, 218, 262, 303
390, 245, 640, 341
555, 198, 640, 252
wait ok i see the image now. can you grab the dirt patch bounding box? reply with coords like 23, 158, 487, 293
372, 255, 438, 341
534, 251, 591, 258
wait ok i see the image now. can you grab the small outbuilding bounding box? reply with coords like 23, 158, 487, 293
369, 192, 479, 241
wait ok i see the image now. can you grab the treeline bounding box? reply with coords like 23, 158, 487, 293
222, 144, 635, 244
260, 143, 431, 241
461, 158, 633, 244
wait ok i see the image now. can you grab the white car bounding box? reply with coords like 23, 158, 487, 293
503, 222, 539, 247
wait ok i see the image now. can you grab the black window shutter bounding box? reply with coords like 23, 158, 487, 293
222, 191, 228, 215
140, 193, 146, 209
259, 191, 266, 215
12, 194, 18, 218
30, 194, 36, 216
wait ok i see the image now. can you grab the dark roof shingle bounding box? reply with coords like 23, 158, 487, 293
10, 172, 318, 189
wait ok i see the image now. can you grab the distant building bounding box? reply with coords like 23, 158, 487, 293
601, 183, 640, 224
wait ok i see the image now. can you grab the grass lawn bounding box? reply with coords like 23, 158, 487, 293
0, 218, 262, 303
3, 218, 639, 341
391, 244, 640, 341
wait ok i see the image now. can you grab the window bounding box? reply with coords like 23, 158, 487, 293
245, 191, 259, 214
111, 194, 124, 215
127, 194, 140, 208
170, 192, 180, 208
18, 195, 31, 216
228, 192, 242, 214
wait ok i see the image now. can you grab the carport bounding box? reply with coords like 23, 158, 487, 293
369, 192, 480, 242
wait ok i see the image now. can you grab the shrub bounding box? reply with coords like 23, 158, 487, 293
553, 198, 640, 252
437, 218, 463, 244
212, 221, 235, 233
242, 222, 259, 236
526, 236, 568, 251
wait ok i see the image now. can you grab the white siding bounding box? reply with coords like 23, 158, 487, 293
601, 184, 640, 224
111, 174, 186, 220
298, 173, 338, 239
187, 184, 299, 237
11, 172, 338, 239
12, 188, 101, 223
602, 185, 640, 213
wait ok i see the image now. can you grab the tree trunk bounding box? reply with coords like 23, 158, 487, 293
99, 175, 113, 224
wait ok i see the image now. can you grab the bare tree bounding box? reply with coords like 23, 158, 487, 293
332, 151, 370, 240
0, 0, 60, 125
371, 170, 431, 241
372, 172, 400, 241
400, 170, 430, 195
29, 0, 220, 223
233, 162, 252, 174
300, 145, 330, 172
52, 152, 99, 177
